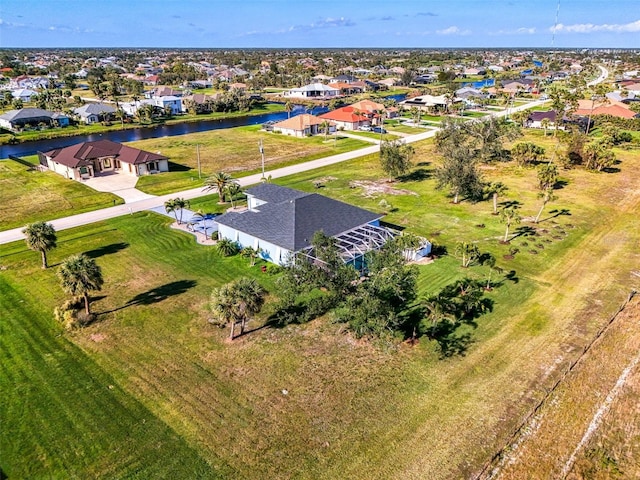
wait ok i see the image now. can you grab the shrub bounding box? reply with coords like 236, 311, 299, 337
215, 238, 239, 257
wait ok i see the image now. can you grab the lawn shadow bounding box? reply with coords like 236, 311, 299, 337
437, 332, 475, 358
553, 179, 569, 190
398, 168, 431, 182
542, 208, 571, 222
84, 242, 129, 259
512, 225, 538, 239
167, 161, 192, 172
499, 199, 523, 209
100, 279, 197, 314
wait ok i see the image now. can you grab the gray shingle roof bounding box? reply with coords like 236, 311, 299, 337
216, 186, 382, 251
0, 108, 55, 122
74, 103, 116, 117
245, 183, 309, 204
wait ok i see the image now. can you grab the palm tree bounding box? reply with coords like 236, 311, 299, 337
535, 162, 559, 223
115, 108, 126, 129
540, 118, 551, 137
241, 246, 262, 266
210, 277, 266, 339
164, 198, 190, 224
320, 120, 331, 141
420, 295, 456, 337
225, 182, 242, 208
455, 242, 480, 268
204, 171, 234, 203
215, 238, 239, 257
58, 254, 104, 315
484, 182, 508, 215
23, 221, 57, 269
284, 101, 293, 119
499, 206, 521, 242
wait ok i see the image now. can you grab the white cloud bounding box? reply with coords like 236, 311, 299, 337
552, 19, 640, 33
492, 26, 536, 35
436, 26, 470, 35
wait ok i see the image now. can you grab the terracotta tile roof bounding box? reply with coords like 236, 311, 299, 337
319, 106, 369, 123
349, 99, 385, 113
575, 100, 638, 119
44, 140, 167, 168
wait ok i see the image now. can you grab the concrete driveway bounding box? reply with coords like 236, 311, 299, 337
81, 173, 156, 203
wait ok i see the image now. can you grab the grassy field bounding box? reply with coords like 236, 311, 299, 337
0, 155, 123, 230
489, 296, 640, 479
385, 122, 426, 134
2, 130, 640, 478
131, 126, 370, 195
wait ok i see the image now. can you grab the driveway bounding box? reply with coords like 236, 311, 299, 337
81, 173, 156, 203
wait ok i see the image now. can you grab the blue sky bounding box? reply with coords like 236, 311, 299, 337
1, 0, 638, 48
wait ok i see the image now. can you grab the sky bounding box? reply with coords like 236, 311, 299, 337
1, 0, 639, 49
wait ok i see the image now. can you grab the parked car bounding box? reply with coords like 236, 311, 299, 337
372, 126, 387, 134
358, 125, 372, 131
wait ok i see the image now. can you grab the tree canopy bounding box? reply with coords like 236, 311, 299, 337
23, 221, 57, 269
379, 139, 415, 178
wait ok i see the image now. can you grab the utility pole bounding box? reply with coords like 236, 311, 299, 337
259, 139, 265, 180
196, 144, 201, 179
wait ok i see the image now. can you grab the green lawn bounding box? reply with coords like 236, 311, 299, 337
0, 156, 123, 230
132, 126, 371, 195
3, 132, 639, 478
385, 121, 426, 134
461, 111, 489, 118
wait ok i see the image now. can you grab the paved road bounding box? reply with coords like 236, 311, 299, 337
588, 65, 609, 87
0, 99, 547, 246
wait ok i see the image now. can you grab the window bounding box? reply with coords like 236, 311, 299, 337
103, 158, 112, 168
79, 166, 88, 174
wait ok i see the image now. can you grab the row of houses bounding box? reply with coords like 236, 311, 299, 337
269, 99, 396, 136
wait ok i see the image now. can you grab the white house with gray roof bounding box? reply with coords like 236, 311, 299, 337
74, 103, 116, 124
215, 184, 396, 268
283, 83, 340, 99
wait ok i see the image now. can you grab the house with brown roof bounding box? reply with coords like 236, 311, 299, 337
40, 139, 169, 180
272, 114, 333, 137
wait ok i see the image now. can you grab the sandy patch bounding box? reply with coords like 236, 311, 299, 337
349, 180, 418, 197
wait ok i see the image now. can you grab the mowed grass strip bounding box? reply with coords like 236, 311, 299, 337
0, 264, 224, 478
0, 156, 123, 230
131, 125, 371, 195
2, 132, 639, 478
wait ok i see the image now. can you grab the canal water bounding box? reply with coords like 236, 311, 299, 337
0, 104, 327, 158
0, 94, 407, 159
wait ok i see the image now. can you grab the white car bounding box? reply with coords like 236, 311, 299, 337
359, 125, 372, 131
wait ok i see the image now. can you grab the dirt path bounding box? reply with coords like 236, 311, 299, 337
479, 292, 640, 479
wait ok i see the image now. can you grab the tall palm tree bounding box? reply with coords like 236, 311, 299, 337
23, 221, 57, 269
284, 101, 293, 119
204, 171, 235, 203
535, 162, 559, 223
499, 206, 521, 242
540, 118, 551, 136
164, 198, 190, 224
58, 254, 104, 315
225, 182, 242, 208
484, 182, 508, 215
320, 120, 331, 141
